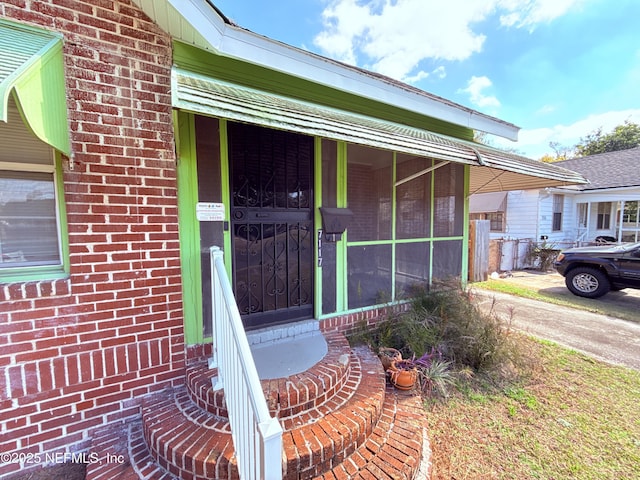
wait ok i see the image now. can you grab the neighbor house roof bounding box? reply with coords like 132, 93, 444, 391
555, 147, 640, 190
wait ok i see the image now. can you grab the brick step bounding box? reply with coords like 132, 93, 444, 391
186, 330, 352, 420
140, 346, 385, 480
86, 421, 173, 480
86, 388, 429, 480
87, 342, 431, 480
313, 385, 430, 480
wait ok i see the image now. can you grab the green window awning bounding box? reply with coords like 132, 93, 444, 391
0, 19, 70, 155
172, 68, 586, 194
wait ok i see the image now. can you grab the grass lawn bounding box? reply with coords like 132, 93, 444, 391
425, 337, 640, 479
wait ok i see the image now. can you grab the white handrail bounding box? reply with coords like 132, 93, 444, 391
208, 246, 283, 480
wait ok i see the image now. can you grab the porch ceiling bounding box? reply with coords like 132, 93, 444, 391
173, 68, 587, 194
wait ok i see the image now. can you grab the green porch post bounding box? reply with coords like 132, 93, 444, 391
175, 110, 204, 345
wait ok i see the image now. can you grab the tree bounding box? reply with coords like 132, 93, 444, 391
543, 141, 573, 162
574, 120, 640, 157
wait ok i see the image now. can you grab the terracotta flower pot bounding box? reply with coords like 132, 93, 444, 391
378, 348, 402, 371
388, 360, 417, 391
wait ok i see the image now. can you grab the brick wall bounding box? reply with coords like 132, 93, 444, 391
0, 1, 184, 476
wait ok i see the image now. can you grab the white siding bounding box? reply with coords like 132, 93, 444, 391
499, 190, 539, 240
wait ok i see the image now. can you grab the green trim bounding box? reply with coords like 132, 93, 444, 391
391, 154, 397, 300
0, 266, 69, 283
336, 141, 348, 312
55, 151, 70, 275
0, 19, 70, 154
173, 41, 474, 141
314, 137, 323, 319
429, 159, 436, 282
347, 236, 464, 247
176, 110, 204, 345
460, 164, 471, 286
0, 152, 70, 284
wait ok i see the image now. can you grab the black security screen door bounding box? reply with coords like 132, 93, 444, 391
228, 122, 314, 329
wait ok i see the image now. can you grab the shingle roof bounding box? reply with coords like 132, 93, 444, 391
555, 147, 640, 190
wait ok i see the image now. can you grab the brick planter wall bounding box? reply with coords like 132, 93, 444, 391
0, 1, 184, 477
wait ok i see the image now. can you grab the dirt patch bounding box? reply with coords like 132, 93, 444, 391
5, 463, 85, 480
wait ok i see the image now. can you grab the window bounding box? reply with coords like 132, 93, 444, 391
0, 99, 65, 277
468, 191, 507, 233
597, 202, 611, 230
470, 212, 505, 232
552, 194, 564, 231
577, 203, 588, 228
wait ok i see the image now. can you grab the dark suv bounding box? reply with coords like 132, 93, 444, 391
554, 242, 640, 298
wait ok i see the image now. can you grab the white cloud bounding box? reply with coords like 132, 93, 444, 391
458, 76, 501, 108
498, 0, 585, 30
495, 109, 640, 158
314, 0, 493, 80
314, 0, 584, 81
404, 70, 430, 83
535, 104, 558, 116
433, 66, 447, 79
404, 66, 447, 84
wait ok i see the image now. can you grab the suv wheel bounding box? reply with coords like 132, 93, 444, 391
565, 267, 611, 298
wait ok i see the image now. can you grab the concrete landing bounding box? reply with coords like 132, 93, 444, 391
247, 320, 328, 379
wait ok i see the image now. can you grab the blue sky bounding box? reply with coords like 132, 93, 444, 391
213, 0, 640, 159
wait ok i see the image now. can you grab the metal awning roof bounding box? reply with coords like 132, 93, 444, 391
469, 192, 507, 213
0, 19, 69, 154
172, 68, 587, 194
132, 0, 519, 140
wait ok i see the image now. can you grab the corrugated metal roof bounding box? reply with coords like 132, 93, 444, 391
0, 19, 69, 155
133, 0, 520, 139
469, 192, 507, 213
0, 20, 61, 120
172, 68, 587, 194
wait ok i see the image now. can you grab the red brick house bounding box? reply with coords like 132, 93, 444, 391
0, 1, 584, 479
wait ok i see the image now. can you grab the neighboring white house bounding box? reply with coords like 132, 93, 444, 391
470, 147, 640, 270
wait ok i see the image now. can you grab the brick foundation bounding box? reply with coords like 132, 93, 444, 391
0, 1, 183, 476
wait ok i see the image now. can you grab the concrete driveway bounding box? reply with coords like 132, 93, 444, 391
490, 270, 640, 310
472, 272, 640, 370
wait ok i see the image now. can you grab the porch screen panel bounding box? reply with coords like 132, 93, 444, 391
347, 145, 392, 241
396, 154, 432, 239
195, 116, 223, 338
322, 139, 337, 314
395, 242, 430, 298
432, 240, 463, 281
348, 244, 392, 309
433, 162, 464, 237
